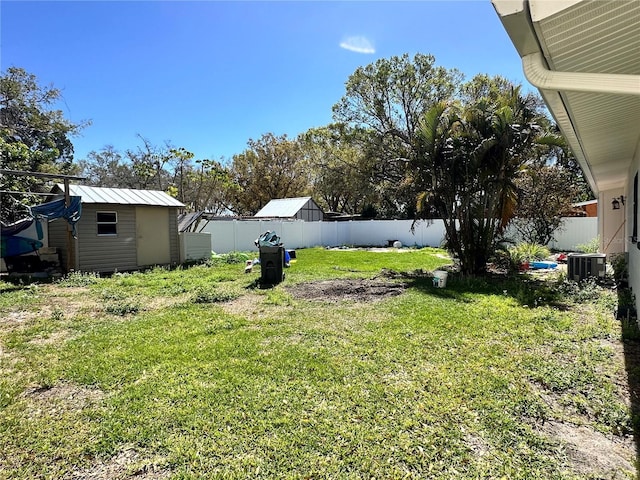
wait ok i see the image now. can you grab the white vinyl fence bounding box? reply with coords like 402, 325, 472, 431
0, 217, 598, 271
179, 217, 598, 258
551, 217, 598, 251
504, 217, 598, 251
198, 219, 447, 255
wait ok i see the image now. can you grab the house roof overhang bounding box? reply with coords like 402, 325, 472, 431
492, 0, 640, 195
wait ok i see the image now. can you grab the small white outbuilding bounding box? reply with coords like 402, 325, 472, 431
47, 184, 184, 273
254, 197, 324, 222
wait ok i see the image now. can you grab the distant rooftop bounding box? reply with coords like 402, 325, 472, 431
572, 199, 598, 207
255, 197, 315, 218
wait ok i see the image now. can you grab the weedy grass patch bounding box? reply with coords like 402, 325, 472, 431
0, 247, 637, 479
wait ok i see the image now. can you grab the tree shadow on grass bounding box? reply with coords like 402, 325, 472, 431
622, 333, 640, 477
405, 268, 640, 476
398, 269, 569, 309
616, 286, 640, 477
0, 274, 51, 292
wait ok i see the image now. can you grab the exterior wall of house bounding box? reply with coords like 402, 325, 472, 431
599, 188, 626, 255
627, 138, 640, 318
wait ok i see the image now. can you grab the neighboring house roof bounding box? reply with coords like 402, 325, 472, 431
54, 184, 185, 207
255, 197, 320, 218
572, 200, 598, 208
492, 0, 640, 194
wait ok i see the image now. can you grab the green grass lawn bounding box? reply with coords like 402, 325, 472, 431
0, 247, 637, 479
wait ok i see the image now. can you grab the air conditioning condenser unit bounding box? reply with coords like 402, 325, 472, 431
567, 253, 606, 282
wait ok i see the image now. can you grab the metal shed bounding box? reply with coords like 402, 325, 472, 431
254, 197, 324, 221
47, 184, 184, 273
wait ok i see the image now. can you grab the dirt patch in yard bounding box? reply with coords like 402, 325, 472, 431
23, 382, 106, 413
220, 294, 271, 320
0, 286, 100, 330
286, 278, 406, 303
527, 334, 639, 478
538, 420, 636, 477
0, 310, 41, 330
71, 448, 171, 480
28, 329, 74, 346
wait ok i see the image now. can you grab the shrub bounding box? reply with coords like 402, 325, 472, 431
209, 251, 251, 266
557, 277, 606, 304
508, 243, 550, 270
57, 271, 100, 287
105, 301, 140, 316
610, 253, 628, 283
193, 287, 239, 304
576, 236, 600, 253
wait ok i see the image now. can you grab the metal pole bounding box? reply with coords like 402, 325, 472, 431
0, 169, 85, 181
64, 178, 74, 271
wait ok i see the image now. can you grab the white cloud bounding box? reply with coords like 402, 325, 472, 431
340, 36, 375, 54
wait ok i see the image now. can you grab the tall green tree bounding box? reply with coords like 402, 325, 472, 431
167, 151, 232, 214
124, 135, 170, 190
80, 136, 176, 192
536, 129, 593, 202
78, 145, 133, 187
0, 67, 88, 222
511, 164, 580, 245
226, 133, 310, 215
167, 147, 194, 204
332, 53, 462, 217
79, 140, 232, 213
414, 76, 546, 275
299, 124, 376, 214
184, 158, 232, 214
508, 127, 592, 246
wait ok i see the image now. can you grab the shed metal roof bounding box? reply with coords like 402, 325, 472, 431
55, 184, 185, 207
254, 197, 314, 218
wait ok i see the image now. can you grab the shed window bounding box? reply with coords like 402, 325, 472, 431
97, 211, 118, 235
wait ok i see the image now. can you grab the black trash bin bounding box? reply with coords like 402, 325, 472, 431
259, 245, 285, 285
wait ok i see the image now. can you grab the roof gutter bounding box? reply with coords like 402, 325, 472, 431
523, 52, 640, 96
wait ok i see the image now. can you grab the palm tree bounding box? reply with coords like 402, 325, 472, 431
414, 81, 543, 275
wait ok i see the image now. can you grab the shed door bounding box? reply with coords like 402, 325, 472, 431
136, 206, 170, 266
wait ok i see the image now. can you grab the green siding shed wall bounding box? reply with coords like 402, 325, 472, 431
47, 204, 180, 273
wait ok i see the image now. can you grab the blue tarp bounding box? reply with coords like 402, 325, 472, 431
0, 196, 82, 258
29, 196, 82, 236
1, 217, 36, 237
1, 235, 43, 258
1, 218, 44, 258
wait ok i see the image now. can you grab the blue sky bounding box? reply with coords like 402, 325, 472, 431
1, 1, 527, 164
